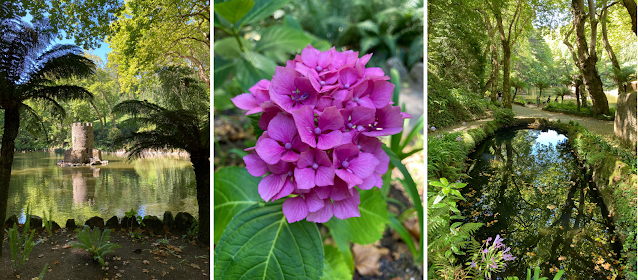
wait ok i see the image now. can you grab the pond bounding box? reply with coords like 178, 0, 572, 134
461, 128, 622, 279
7, 152, 198, 226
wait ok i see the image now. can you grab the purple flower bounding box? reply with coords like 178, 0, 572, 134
430, 126, 436, 132
269, 67, 318, 113
258, 161, 296, 202
462, 122, 466, 125
293, 106, 344, 149
333, 143, 380, 188
362, 104, 406, 137
502, 253, 516, 261
344, 80, 394, 109
233, 44, 411, 223
493, 234, 505, 249
456, 136, 462, 141
470, 260, 477, 268
255, 113, 308, 164
294, 149, 335, 190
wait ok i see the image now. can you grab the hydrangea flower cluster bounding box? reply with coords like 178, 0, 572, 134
232, 44, 411, 223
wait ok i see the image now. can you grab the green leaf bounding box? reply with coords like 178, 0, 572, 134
283, 15, 303, 30
255, 26, 312, 53
213, 166, 262, 243
356, 20, 380, 35
331, 230, 354, 271
235, 0, 293, 29
213, 88, 235, 111
214, 203, 324, 280
360, 37, 381, 54
552, 270, 565, 280
213, 57, 235, 89
214, 37, 253, 58
398, 115, 424, 153
388, 216, 418, 260
325, 189, 388, 244
235, 52, 277, 92
214, 0, 255, 24
320, 245, 352, 280
383, 145, 423, 260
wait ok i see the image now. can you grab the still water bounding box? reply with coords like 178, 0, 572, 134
8, 152, 197, 225
461, 129, 621, 279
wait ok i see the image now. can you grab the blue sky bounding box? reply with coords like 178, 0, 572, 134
23, 14, 112, 63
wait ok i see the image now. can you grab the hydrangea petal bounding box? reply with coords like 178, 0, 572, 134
282, 196, 309, 223
255, 138, 286, 165
317, 130, 342, 150
306, 200, 333, 223
315, 166, 335, 186
267, 113, 297, 143
305, 192, 325, 212
348, 152, 379, 180
243, 153, 268, 177
272, 179, 296, 201
294, 167, 316, 190
258, 174, 286, 202
231, 93, 259, 114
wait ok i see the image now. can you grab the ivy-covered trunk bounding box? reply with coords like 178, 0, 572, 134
191, 148, 210, 245
0, 104, 21, 254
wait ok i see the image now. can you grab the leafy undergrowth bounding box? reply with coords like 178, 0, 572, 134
0, 226, 210, 279
543, 101, 616, 121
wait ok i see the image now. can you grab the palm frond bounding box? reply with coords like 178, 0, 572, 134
26, 85, 93, 101
27, 51, 96, 82
20, 104, 48, 140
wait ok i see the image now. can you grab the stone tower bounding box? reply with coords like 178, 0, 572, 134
64, 123, 102, 164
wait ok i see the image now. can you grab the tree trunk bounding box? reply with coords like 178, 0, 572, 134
576, 81, 581, 111
622, 0, 637, 35
89, 100, 105, 133
191, 148, 210, 245
513, 87, 518, 102
0, 104, 21, 254
601, 2, 623, 92
571, 0, 610, 116
502, 44, 512, 109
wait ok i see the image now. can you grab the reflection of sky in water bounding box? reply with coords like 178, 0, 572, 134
534, 130, 567, 146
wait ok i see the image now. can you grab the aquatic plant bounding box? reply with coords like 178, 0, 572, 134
69, 225, 121, 267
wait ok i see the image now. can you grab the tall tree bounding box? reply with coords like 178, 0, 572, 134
0, 4, 95, 253
489, 0, 535, 109
570, 0, 610, 116
17, 0, 124, 50
113, 99, 210, 244
600, 0, 623, 92
621, 0, 637, 35
108, 0, 210, 94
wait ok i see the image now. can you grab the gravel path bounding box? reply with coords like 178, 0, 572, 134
432, 104, 615, 136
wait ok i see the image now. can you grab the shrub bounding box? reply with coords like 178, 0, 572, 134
493, 108, 515, 126
69, 225, 121, 267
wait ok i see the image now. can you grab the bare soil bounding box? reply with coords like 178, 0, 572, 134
0, 227, 210, 280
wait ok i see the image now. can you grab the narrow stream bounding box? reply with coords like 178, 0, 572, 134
460, 128, 622, 279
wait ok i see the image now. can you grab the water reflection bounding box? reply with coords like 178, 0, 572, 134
462, 129, 621, 279
8, 152, 198, 225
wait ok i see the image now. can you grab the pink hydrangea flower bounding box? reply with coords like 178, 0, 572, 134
234, 44, 411, 223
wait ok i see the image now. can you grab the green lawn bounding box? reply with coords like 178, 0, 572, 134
513, 87, 627, 109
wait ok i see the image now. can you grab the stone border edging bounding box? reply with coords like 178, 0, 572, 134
4, 211, 198, 236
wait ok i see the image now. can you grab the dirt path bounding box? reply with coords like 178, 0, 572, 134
433, 104, 615, 136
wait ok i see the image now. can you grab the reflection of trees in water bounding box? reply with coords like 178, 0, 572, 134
7, 153, 197, 224
462, 130, 621, 278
